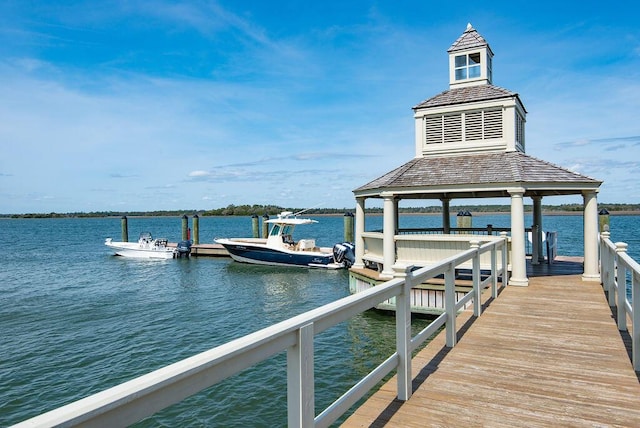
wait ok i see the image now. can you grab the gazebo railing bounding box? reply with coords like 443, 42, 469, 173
395, 225, 517, 236
368, 226, 534, 258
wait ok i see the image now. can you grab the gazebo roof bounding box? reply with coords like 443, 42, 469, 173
353, 152, 602, 199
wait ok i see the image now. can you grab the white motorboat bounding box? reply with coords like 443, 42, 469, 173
215, 211, 354, 269
105, 232, 179, 259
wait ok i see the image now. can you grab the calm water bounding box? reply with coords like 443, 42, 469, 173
1, 214, 638, 426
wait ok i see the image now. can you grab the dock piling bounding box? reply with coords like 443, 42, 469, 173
193, 214, 199, 245
252, 215, 259, 238
121, 216, 128, 242
456, 210, 472, 229
344, 212, 354, 242
262, 214, 269, 239
181, 215, 189, 241
599, 209, 610, 233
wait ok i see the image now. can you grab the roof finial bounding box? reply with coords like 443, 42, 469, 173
466, 22, 473, 31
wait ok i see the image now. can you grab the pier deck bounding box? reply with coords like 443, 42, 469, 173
343, 260, 640, 427
168, 243, 229, 257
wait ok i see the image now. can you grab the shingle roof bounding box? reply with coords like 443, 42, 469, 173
413, 85, 518, 110
354, 152, 601, 195
448, 24, 491, 53
353, 24, 601, 200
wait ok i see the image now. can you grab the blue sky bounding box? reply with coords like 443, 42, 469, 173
1, 1, 639, 214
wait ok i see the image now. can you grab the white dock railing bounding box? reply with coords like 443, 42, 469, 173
600, 231, 640, 371
13, 239, 508, 428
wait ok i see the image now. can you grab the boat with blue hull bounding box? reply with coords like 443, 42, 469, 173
215, 212, 354, 269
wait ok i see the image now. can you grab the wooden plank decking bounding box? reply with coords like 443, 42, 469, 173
168, 242, 229, 257
342, 263, 640, 427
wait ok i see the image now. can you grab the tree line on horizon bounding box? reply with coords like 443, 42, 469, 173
2, 203, 638, 219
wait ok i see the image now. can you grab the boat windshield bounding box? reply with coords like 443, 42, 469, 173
269, 224, 295, 237
282, 225, 294, 235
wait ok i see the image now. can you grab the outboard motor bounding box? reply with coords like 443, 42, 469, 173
333, 242, 355, 267
175, 240, 192, 258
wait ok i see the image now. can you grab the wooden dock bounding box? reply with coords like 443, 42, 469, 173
189, 243, 229, 257
342, 260, 640, 427
168, 243, 229, 257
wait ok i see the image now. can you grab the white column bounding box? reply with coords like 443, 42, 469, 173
583, 190, 600, 281
381, 193, 396, 279
393, 198, 400, 234
442, 198, 451, 234
353, 197, 366, 269
532, 196, 544, 263
509, 189, 529, 286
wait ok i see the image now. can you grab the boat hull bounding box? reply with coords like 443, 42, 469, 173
105, 242, 175, 259
217, 240, 343, 269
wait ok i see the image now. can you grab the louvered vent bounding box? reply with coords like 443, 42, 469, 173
483, 109, 503, 139
516, 113, 525, 145
465, 111, 483, 140
443, 114, 462, 143
423, 108, 505, 149
425, 116, 443, 144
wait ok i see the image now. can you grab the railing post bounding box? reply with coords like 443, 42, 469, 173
491, 243, 498, 298
470, 240, 481, 316
615, 243, 628, 331
600, 232, 616, 307
606, 239, 616, 307
445, 262, 457, 347
601, 232, 617, 307
500, 232, 509, 286
600, 231, 609, 289
633, 270, 640, 371
287, 323, 315, 428
396, 266, 414, 401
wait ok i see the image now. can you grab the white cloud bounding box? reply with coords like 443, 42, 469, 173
1, 2, 640, 212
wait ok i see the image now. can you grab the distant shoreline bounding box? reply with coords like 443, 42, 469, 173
2, 210, 638, 219
2, 203, 638, 219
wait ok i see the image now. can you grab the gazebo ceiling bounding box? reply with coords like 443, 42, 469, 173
353, 152, 601, 200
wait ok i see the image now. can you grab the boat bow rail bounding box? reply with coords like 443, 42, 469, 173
13, 238, 508, 428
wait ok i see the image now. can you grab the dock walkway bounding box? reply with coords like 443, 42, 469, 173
343, 263, 640, 427
168, 242, 229, 257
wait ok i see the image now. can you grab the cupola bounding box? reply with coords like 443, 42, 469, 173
448, 23, 493, 88
412, 23, 526, 157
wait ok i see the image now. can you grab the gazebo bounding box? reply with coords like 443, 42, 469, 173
351, 24, 602, 287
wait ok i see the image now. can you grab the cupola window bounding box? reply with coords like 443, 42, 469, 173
454, 52, 481, 80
